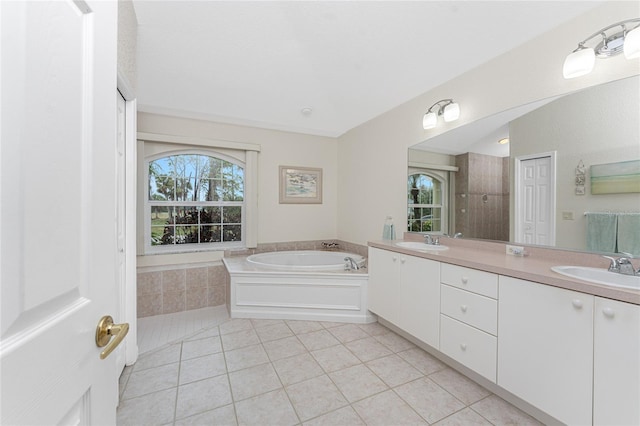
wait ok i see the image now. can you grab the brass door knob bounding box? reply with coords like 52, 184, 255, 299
95, 315, 129, 360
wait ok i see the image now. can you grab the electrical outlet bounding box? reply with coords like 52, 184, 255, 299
506, 244, 525, 256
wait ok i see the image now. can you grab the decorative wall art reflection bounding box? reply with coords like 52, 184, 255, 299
590, 160, 640, 194
279, 166, 323, 204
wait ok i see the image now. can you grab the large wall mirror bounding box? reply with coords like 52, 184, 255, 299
408, 75, 640, 255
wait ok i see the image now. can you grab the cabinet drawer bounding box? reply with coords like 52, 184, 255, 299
440, 315, 497, 382
441, 263, 498, 298
441, 284, 497, 335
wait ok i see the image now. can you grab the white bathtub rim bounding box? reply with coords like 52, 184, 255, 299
244, 250, 366, 272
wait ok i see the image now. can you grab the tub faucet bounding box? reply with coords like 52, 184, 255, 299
344, 257, 360, 271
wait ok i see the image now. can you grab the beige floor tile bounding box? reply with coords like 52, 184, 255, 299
352, 390, 427, 426
224, 343, 270, 372
345, 336, 393, 362
175, 375, 233, 420
228, 363, 282, 401
286, 320, 324, 335
366, 354, 423, 387
374, 332, 416, 352
395, 377, 466, 423
179, 353, 227, 385
470, 395, 544, 425
397, 347, 448, 375
218, 318, 253, 335
174, 404, 237, 426
185, 326, 220, 341
122, 363, 179, 400
297, 329, 340, 351
327, 324, 370, 343
329, 364, 388, 403
285, 375, 349, 421
133, 343, 182, 372
303, 406, 366, 426
262, 335, 307, 361
220, 328, 260, 351
432, 407, 492, 426
272, 352, 325, 386
311, 345, 361, 373
181, 335, 222, 360
320, 321, 344, 329
116, 388, 177, 426
429, 368, 491, 405
255, 322, 294, 342
250, 318, 285, 329
235, 389, 299, 426
358, 322, 391, 337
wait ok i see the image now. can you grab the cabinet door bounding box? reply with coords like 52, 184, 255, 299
594, 297, 640, 426
367, 247, 400, 325
498, 276, 593, 426
400, 255, 440, 348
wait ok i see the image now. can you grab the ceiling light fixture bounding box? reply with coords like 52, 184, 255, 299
498, 138, 509, 145
423, 99, 460, 130
563, 18, 640, 79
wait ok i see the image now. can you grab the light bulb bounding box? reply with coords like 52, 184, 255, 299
423, 112, 437, 129
624, 26, 640, 59
563, 47, 595, 79
443, 103, 460, 122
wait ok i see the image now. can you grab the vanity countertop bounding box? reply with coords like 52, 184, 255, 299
368, 238, 640, 305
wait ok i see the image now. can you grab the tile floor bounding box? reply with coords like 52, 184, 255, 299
118, 317, 543, 425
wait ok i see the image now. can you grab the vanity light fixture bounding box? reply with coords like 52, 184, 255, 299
422, 99, 460, 130
563, 18, 640, 79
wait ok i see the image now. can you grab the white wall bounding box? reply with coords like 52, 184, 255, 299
337, 1, 640, 246
137, 112, 338, 254
117, 0, 137, 91
510, 76, 640, 251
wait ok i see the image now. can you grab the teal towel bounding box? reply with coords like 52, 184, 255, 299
586, 213, 617, 253
617, 214, 640, 256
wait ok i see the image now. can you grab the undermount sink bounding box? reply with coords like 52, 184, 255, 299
551, 266, 640, 290
394, 241, 449, 252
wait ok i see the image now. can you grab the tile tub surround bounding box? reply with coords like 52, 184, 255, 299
371, 234, 640, 304
117, 318, 541, 426
137, 264, 228, 317
137, 240, 369, 318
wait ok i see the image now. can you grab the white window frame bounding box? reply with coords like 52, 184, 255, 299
139, 132, 260, 255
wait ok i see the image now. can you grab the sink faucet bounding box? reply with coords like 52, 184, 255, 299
603, 255, 639, 276
423, 234, 439, 245
344, 256, 360, 271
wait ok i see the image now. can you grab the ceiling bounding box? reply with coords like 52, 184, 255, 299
133, 1, 602, 138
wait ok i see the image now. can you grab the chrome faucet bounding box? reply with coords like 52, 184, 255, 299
344, 256, 360, 271
423, 234, 439, 245
603, 255, 639, 276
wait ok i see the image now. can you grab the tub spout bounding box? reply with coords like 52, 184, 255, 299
344, 256, 360, 271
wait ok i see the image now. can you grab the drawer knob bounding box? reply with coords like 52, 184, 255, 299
461, 277, 468, 284
460, 343, 467, 351
572, 299, 583, 309
392, 256, 397, 262
400, 258, 406, 264
602, 307, 615, 318
460, 305, 468, 313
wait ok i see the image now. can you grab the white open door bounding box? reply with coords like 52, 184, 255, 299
1, 1, 123, 424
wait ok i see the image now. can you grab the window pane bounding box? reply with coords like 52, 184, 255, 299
150, 175, 175, 201
223, 206, 241, 224
175, 206, 199, 225
200, 207, 221, 224
175, 225, 198, 244
151, 226, 170, 245
223, 225, 241, 242
200, 225, 221, 243
197, 179, 210, 202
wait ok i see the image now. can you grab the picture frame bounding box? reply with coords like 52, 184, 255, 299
279, 166, 323, 204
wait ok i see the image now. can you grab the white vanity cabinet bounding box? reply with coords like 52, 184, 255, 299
593, 297, 640, 425
440, 264, 498, 382
367, 247, 440, 348
498, 276, 594, 426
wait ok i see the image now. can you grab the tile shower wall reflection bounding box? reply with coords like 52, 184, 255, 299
455, 153, 509, 241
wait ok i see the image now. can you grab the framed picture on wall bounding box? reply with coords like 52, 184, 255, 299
279, 166, 323, 204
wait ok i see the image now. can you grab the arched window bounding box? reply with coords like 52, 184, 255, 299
147, 152, 245, 251
408, 172, 445, 233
